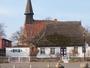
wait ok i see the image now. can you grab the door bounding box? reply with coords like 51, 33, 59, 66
60, 47, 67, 56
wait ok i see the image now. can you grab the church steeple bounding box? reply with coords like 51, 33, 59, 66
25, 0, 34, 24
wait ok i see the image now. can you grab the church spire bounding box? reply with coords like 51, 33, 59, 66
25, 0, 34, 24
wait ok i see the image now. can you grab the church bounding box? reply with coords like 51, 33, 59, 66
23, 0, 89, 58
6, 0, 90, 62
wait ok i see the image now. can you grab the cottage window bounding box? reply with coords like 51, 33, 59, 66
11, 49, 22, 53
40, 48, 45, 54
50, 48, 55, 54
74, 46, 78, 54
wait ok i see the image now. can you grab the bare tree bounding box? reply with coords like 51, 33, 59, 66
0, 23, 6, 37
10, 27, 40, 56
10, 27, 24, 45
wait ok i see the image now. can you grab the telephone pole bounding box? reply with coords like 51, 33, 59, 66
82, 31, 86, 61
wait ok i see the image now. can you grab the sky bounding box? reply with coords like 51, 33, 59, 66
0, 0, 90, 38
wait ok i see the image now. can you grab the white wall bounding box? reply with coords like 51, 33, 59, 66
77, 46, 90, 57
67, 46, 90, 57
67, 47, 84, 57
6, 47, 30, 57
67, 47, 74, 56
37, 46, 90, 58
37, 47, 74, 58
77, 47, 83, 57
37, 47, 76, 58
37, 47, 60, 58
67, 46, 85, 57
85, 46, 90, 57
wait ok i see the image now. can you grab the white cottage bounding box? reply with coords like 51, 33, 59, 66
37, 43, 90, 59
6, 47, 30, 57
6, 47, 30, 62
37, 45, 90, 58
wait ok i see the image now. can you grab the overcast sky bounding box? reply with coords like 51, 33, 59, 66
0, 0, 90, 38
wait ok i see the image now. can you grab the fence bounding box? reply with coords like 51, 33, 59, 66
8, 57, 30, 63
0, 62, 90, 68
0, 57, 30, 63
0, 56, 58, 63
0, 62, 60, 68
1, 56, 90, 63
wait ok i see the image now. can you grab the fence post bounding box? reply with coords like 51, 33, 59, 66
18, 57, 20, 63
13, 64, 15, 68
8, 57, 10, 63
29, 57, 30, 62
47, 63, 50, 68
30, 64, 31, 68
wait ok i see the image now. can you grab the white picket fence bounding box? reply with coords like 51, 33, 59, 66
8, 57, 30, 63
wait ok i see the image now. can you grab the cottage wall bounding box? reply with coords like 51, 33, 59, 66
6, 47, 30, 57
37, 46, 90, 58
37, 47, 60, 58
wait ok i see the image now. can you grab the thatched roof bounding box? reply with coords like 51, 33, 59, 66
86, 32, 90, 46
35, 20, 85, 47
24, 19, 85, 47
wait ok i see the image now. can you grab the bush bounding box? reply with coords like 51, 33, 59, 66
69, 57, 82, 62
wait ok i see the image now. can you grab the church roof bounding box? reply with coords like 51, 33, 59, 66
24, 0, 34, 24
25, 0, 33, 14
26, 20, 84, 46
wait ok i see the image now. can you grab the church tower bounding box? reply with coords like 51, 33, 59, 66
24, 0, 34, 24
23, 0, 45, 46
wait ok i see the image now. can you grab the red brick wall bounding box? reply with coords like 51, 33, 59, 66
24, 22, 46, 40
0, 39, 2, 49
0, 38, 11, 49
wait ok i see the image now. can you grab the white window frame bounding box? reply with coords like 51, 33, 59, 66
50, 48, 55, 54
40, 48, 45, 55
